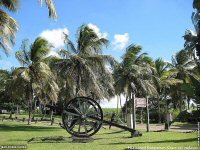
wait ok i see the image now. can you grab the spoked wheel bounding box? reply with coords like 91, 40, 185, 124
62, 97, 103, 137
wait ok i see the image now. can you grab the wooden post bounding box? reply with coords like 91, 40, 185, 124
131, 93, 136, 130
140, 108, 143, 124
51, 118, 54, 126
146, 96, 149, 132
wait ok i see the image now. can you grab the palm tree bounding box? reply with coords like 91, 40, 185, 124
56, 24, 116, 101
15, 38, 59, 124
154, 58, 172, 123
171, 49, 195, 111
0, 0, 57, 57
0, 0, 19, 56
114, 44, 158, 130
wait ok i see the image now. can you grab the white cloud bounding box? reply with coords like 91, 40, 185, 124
112, 33, 129, 50
39, 28, 69, 49
88, 23, 108, 39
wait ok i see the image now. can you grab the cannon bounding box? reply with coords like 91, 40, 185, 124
61, 97, 142, 138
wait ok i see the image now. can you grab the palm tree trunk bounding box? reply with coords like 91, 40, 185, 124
179, 99, 182, 112
131, 93, 136, 130
158, 97, 161, 123
76, 64, 81, 96
125, 96, 128, 122
27, 84, 33, 125
16, 105, 19, 115
50, 101, 54, 121
164, 87, 169, 130
187, 97, 190, 110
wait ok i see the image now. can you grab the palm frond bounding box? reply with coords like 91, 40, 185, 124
39, 0, 57, 19
0, 0, 19, 12
0, 10, 18, 56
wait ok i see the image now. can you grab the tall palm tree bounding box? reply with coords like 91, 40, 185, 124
56, 24, 116, 101
171, 49, 195, 111
114, 44, 158, 130
15, 37, 59, 124
0, 0, 19, 56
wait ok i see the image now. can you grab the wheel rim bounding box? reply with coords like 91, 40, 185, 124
62, 97, 103, 137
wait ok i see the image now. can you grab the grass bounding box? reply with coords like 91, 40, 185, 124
0, 118, 199, 150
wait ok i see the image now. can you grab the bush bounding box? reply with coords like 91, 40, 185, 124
174, 110, 200, 123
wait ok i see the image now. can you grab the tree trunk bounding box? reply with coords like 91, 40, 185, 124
125, 96, 128, 122
179, 99, 182, 112
164, 87, 169, 130
50, 101, 54, 121
43, 104, 47, 119
16, 105, 19, 115
76, 65, 81, 96
187, 97, 190, 110
27, 84, 33, 125
158, 97, 161, 123
146, 96, 150, 132
131, 93, 136, 130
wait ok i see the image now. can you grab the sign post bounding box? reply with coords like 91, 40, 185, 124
135, 97, 149, 132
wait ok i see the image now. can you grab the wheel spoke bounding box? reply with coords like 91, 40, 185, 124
69, 104, 82, 115
66, 117, 78, 123
86, 112, 99, 117
83, 101, 90, 114
63, 110, 80, 117
78, 119, 82, 133
84, 120, 88, 134
85, 119, 96, 129
77, 99, 83, 114
69, 118, 79, 130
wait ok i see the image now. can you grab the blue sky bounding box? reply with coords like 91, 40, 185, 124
0, 0, 194, 70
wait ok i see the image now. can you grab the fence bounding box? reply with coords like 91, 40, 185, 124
0, 115, 61, 126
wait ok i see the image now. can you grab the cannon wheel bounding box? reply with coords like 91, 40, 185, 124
62, 97, 103, 137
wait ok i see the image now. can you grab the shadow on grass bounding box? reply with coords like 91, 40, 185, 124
0, 124, 61, 132
27, 136, 104, 143
97, 130, 127, 135
28, 136, 71, 143
104, 138, 197, 145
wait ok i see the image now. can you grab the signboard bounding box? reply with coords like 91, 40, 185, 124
135, 98, 147, 108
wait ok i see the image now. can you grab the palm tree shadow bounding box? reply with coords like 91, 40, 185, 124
27, 136, 71, 143
97, 130, 127, 135
27, 136, 103, 143
106, 138, 197, 145
0, 124, 61, 132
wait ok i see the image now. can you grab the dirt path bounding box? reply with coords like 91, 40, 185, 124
136, 123, 198, 132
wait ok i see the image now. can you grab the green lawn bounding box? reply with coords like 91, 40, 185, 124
0, 119, 199, 150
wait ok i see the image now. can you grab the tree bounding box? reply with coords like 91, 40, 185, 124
56, 24, 116, 102
171, 49, 195, 111
0, 0, 57, 57
0, 0, 19, 56
15, 38, 59, 124
114, 44, 158, 130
